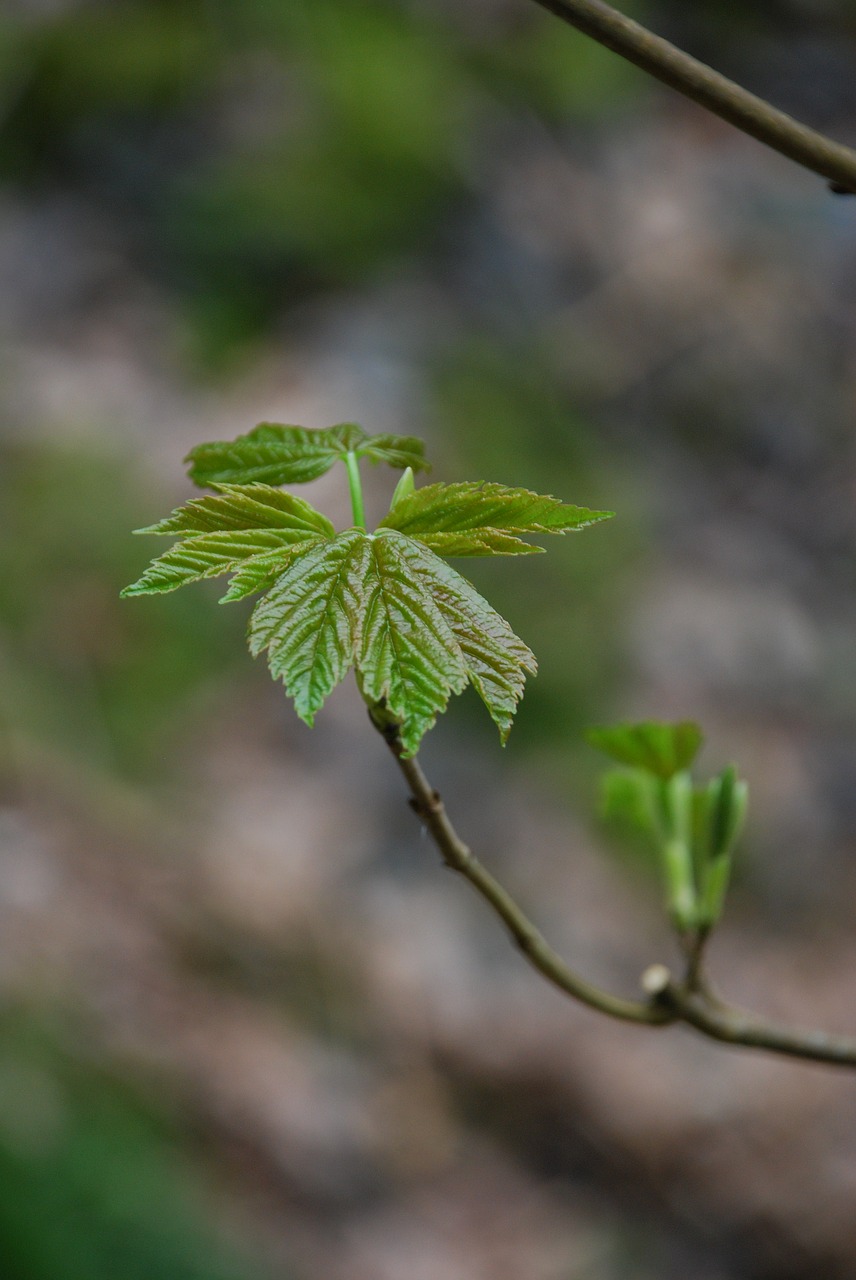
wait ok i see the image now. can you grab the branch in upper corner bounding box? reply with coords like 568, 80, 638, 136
528, 0, 856, 193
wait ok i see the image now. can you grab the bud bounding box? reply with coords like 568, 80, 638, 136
662, 836, 698, 931
698, 853, 733, 927
390, 466, 415, 509
706, 765, 748, 861
662, 771, 693, 846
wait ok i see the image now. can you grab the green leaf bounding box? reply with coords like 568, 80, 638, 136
658, 772, 693, 844
246, 529, 536, 754
121, 484, 333, 596
186, 424, 347, 487
586, 721, 703, 780
705, 764, 748, 861
600, 768, 654, 832
123, 479, 539, 752
357, 532, 470, 754
701, 762, 747, 865
380, 533, 537, 742
380, 481, 611, 555
249, 531, 369, 725
599, 768, 660, 858
359, 434, 428, 472
220, 550, 308, 602
186, 423, 429, 488
698, 854, 734, 928
661, 834, 698, 931
248, 527, 473, 747
134, 483, 333, 537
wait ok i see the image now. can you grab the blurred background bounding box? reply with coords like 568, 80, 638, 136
1, 0, 856, 1276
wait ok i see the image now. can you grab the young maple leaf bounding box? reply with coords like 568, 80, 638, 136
379, 480, 611, 554
123, 425, 612, 755
185, 422, 428, 488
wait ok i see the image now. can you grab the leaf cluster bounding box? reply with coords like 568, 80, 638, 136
589, 721, 747, 930
124, 423, 611, 753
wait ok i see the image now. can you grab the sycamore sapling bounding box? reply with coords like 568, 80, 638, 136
123, 423, 856, 1069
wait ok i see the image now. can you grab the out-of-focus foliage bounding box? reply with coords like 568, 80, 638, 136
587, 719, 703, 778
0, 0, 642, 367
593, 725, 747, 929
0, 1009, 272, 1280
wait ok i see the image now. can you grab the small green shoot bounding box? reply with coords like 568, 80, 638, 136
590, 721, 747, 932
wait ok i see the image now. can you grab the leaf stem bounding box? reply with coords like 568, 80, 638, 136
529, 0, 856, 193
345, 451, 366, 530
373, 716, 856, 1068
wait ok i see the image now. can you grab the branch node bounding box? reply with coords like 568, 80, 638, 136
641, 963, 673, 998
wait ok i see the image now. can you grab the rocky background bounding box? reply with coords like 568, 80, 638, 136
1, 1, 856, 1277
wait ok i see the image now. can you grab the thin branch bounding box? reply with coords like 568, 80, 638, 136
679, 925, 711, 993
375, 720, 856, 1068
643, 966, 856, 1068
380, 725, 668, 1025
529, 0, 856, 194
